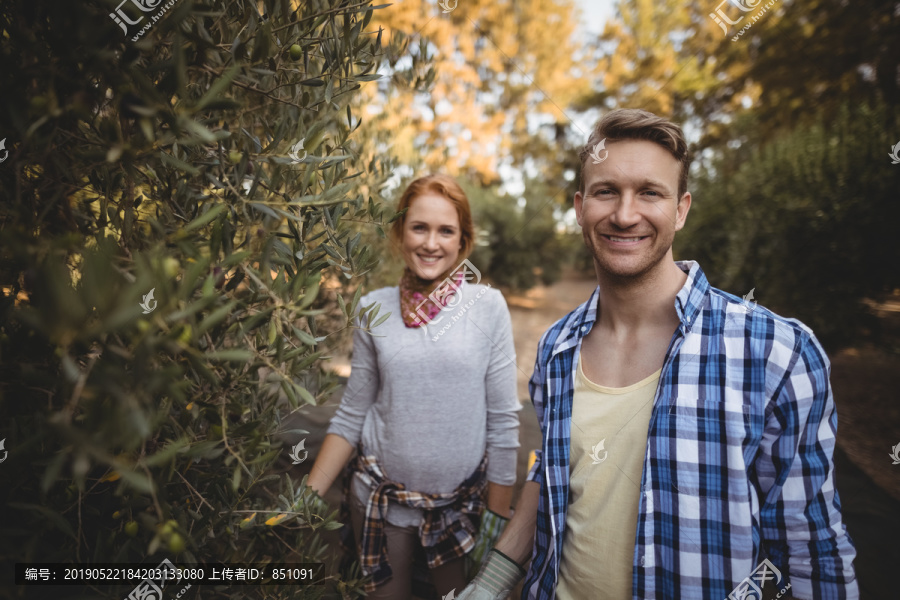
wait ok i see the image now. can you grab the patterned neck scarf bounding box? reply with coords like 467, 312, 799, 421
398, 266, 464, 328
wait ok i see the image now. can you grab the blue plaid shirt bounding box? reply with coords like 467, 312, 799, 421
522, 261, 858, 600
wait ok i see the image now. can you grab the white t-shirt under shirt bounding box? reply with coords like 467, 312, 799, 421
556, 353, 660, 599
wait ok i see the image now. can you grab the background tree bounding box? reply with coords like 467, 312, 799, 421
467, 178, 568, 290
677, 102, 900, 350
367, 0, 588, 188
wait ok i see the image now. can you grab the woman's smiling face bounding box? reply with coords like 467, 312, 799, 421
401, 192, 463, 280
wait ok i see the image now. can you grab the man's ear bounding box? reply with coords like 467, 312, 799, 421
674, 191, 691, 231
574, 190, 584, 227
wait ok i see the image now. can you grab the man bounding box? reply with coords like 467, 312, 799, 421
459, 109, 858, 599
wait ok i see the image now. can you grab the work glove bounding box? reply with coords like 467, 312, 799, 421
456, 549, 525, 600
466, 509, 510, 579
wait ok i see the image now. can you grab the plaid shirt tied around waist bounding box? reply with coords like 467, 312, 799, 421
339, 441, 487, 592
522, 260, 858, 600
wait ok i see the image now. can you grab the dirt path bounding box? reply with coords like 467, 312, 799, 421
504, 273, 599, 400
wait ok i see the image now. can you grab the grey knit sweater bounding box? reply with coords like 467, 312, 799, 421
326, 282, 522, 526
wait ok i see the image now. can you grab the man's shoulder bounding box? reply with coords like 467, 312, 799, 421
535, 290, 597, 360
706, 285, 818, 353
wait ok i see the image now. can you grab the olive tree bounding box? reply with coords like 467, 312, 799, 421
0, 0, 434, 597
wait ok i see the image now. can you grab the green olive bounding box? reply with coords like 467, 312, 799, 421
125, 521, 139, 537
163, 257, 180, 278
167, 533, 186, 553
289, 44, 303, 61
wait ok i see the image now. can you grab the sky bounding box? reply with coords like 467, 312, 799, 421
572, 0, 616, 35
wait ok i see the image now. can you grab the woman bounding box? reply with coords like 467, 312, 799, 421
306, 174, 521, 599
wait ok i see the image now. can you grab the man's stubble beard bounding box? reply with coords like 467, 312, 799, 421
583, 227, 675, 287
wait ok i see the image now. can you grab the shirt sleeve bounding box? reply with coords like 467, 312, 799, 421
525, 330, 548, 487
326, 306, 380, 447
755, 329, 859, 600
481, 288, 522, 486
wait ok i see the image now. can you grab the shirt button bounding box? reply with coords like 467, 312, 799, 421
640, 557, 645, 566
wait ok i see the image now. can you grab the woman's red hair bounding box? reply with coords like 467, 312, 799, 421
390, 174, 475, 260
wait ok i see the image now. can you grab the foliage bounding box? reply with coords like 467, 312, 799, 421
467, 179, 566, 290
366, 0, 588, 189
0, 0, 428, 598
587, 0, 899, 148
676, 101, 900, 351
717, 0, 900, 141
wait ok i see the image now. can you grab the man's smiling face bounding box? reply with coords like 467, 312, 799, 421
574, 139, 691, 281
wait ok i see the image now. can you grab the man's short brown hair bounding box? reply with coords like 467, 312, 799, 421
579, 108, 690, 199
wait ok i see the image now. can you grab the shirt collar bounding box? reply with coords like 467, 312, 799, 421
673, 260, 710, 333
551, 260, 710, 356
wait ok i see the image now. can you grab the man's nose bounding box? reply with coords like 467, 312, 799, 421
610, 192, 641, 227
